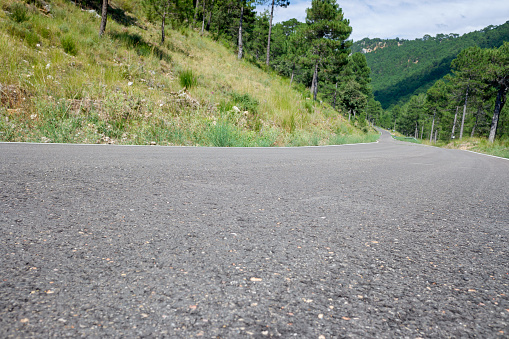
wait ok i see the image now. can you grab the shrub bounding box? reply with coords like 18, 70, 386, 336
179, 69, 198, 89
208, 121, 238, 147
6, 22, 40, 47
303, 99, 313, 114
24, 29, 40, 47
230, 92, 258, 114
10, 3, 30, 23
61, 34, 78, 55
59, 24, 69, 33
281, 113, 296, 133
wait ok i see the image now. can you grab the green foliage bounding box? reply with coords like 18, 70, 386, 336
208, 120, 239, 147
110, 31, 169, 60
472, 138, 509, 158
10, 2, 30, 23
393, 136, 421, 144
352, 21, 509, 109
329, 133, 379, 145
179, 69, 198, 89
390, 41, 509, 144
302, 0, 352, 99
303, 99, 313, 114
61, 34, 78, 56
229, 92, 258, 114
243, 10, 269, 61
6, 21, 40, 47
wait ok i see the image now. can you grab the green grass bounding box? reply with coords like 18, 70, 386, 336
329, 133, 380, 145
10, 2, 30, 23
61, 34, 78, 56
393, 136, 422, 144
441, 137, 509, 159
179, 69, 198, 89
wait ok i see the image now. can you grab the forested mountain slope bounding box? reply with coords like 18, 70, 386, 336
352, 21, 509, 109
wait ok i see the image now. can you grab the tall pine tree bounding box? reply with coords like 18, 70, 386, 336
302, 0, 352, 101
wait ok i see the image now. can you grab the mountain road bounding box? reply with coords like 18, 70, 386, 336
1, 130, 508, 338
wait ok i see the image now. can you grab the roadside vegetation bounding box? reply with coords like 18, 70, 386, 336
436, 138, 509, 158
391, 131, 509, 158
0, 0, 378, 146
392, 136, 421, 144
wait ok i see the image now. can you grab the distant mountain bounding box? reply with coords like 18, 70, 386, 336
352, 21, 509, 109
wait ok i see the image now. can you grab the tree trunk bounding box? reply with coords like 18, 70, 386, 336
193, 0, 200, 27
332, 82, 338, 109
451, 106, 458, 139
414, 122, 418, 139
99, 0, 108, 36
206, 0, 214, 31
488, 86, 508, 143
265, 0, 275, 66
421, 124, 424, 140
434, 128, 438, 143
460, 86, 469, 140
290, 70, 294, 87
200, 0, 206, 34
311, 62, 318, 101
348, 109, 351, 122
237, 3, 244, 60
430, 110, 436, 143
161, 11, 166, 44
471, 108, 480, 137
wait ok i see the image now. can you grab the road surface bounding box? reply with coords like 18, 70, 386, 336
1, 130, 508, 338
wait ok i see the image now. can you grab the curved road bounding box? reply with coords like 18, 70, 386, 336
1, 130, 508, 338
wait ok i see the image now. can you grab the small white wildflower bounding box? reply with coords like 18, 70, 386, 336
46, 63, 50, 69
128, 81, 133, 86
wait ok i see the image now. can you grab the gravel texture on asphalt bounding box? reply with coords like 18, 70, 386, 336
1, 130, 508, 338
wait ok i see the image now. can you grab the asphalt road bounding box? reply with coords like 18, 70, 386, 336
1, 130, 508, 338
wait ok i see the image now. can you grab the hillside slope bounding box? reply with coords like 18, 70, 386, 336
0, 0, 375, 146
352, 21, 509, 109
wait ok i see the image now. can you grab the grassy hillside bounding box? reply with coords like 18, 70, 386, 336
0, 0, 377, 146
353, 21, 509, 109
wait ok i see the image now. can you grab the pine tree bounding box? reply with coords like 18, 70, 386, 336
426, 80, 448, 143
485, 42, 509, 142
143, 0, 171, 44
302, 0, 352, 100
260, 0, 290, 66
451, 46, 487, 139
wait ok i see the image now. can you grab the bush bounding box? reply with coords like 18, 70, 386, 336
10, 3, 30, 23
7, 22, 40, 47
208, 121, 238, 147
230, 92, 258, 114
179, 69, 198, 89
61, 34, 78, 55
303, 99, 313, 114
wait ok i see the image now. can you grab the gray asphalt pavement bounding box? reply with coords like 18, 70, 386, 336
1, 130, 508, 338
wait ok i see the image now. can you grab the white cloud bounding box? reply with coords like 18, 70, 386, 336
257, 0, 509, 41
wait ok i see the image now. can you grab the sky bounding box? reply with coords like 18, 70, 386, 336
256, 0, 509, 41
